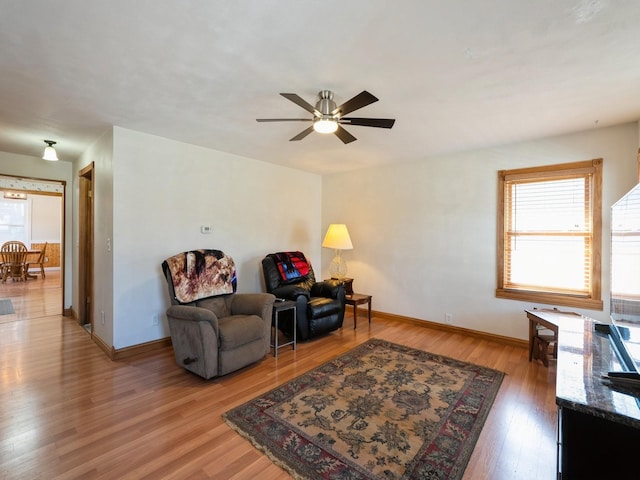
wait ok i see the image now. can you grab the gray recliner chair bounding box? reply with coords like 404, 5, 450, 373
162, 249, 275, 379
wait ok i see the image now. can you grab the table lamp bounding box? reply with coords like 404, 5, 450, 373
322, 224, 353, 280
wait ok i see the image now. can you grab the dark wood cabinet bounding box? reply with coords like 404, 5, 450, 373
559, 406, 640, 479
556, 317, 640, 479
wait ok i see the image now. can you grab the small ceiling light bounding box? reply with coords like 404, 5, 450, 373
43, 140, 59, 161
313, 91, 340, 134
3, 191, 27, 200
313, 117, 338, 134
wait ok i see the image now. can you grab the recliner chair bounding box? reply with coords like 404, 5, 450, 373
162, 249, 275, 379
262, 251, 345, 341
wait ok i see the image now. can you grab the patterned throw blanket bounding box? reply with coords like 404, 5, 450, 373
162, 249, 237, 304
269, 251, 310, 282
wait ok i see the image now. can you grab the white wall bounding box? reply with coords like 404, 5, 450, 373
4, 121, 637, 350
322, 122, 640, 341
75, 128, 114, 346
30, 194, 61, 243
0, 151, 73, 308
110, 127, 321, 349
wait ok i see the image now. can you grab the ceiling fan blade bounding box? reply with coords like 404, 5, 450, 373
332, 90, 378, 116
280, 93, 320, 116
340, 117, 396, 129
256, 118, 312, 122
334, 125, 357, 144
290, 125, 315, 141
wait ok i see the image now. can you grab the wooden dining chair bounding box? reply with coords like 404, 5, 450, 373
532, 327, 557, 367
0, 241, 28, 282
26, 242, 47, 279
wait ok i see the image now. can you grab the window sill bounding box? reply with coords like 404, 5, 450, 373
496, 289, 603, 311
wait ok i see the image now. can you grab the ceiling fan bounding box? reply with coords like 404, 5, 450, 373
256, 90, 395, 144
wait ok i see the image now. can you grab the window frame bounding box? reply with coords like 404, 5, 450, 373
496, 159, 603, 310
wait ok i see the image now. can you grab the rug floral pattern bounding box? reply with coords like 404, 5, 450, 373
223, 338, 504, 479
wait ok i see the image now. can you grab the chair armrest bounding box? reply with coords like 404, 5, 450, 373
166, 305, 219, 336
271, 285, 310, 300
310, 279, 344, 299
230, 293, 276, 317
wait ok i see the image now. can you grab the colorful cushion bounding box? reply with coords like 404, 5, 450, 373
269, 251, 310, 283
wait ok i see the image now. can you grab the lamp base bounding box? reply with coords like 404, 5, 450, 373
329, 250, 348, 280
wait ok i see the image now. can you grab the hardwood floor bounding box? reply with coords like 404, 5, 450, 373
0, 270, 62, 323
0, 281, 558, 479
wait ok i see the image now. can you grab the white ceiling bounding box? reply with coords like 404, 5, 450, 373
1, 0, 639, 174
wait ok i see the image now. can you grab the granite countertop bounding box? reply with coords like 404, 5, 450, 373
556, 317, 640, 429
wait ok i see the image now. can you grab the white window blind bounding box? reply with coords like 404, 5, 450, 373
504, 175, 591, 294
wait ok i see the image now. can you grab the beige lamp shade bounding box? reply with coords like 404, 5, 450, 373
322, 224, 353, 250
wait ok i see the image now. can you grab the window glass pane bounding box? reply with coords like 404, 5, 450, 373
508, 235, 589, 292
0, 199, 27, 245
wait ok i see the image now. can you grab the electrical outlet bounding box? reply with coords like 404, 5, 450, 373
445, 313, 453, 325
152, 314, 159, 326
101, 310, 105, 325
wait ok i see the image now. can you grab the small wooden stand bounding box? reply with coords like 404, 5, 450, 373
345, 293, 372, 329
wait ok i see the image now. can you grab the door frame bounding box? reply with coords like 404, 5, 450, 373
0, 174, 65, 314
78, 163, 94, 330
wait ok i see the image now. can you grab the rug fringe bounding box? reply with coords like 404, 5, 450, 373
222, 414, 307, 480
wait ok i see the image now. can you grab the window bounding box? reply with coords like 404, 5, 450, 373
496, 159, 603, 310
0, 197, 29, 245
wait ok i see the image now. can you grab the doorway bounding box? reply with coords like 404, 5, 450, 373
78, 163, 94, 331
0, 174, 65, 317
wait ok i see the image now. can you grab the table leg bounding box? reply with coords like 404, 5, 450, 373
367, 299, 371, 324
529, 319, 535, 362
292, 306, 296, 351
353, 304, 358, 329
273, 312, 279, 358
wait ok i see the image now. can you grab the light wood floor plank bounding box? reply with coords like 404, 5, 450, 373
0, 274, 558, 479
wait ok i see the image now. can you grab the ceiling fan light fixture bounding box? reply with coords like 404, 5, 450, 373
257, 90, 394, 144
313, 117, 338, 134
42, 140, 59, 161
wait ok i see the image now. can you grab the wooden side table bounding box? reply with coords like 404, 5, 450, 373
326, 277, 353, 295
525, 308, 581, 367
344, 293, 372, 329
271, 300, 296, 357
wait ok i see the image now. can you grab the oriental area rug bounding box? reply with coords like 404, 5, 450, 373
223, 338, 504, 479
